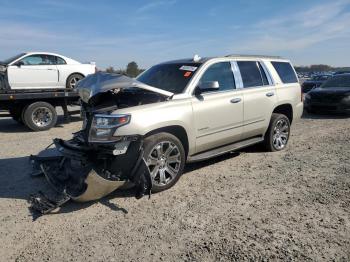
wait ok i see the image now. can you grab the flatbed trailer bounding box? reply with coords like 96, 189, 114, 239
0, 88, 81, 131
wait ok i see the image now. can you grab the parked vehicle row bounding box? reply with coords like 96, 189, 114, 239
304, 73, 350, 114
301, 74, 331, 93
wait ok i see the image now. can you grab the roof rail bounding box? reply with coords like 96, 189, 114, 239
225, 54, 283, 59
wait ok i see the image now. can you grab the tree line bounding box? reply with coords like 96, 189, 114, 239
105, 61, 145, 77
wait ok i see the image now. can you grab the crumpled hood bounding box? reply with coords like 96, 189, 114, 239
77, 72, 174, 103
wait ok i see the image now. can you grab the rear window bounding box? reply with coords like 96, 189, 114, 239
271, 62, 298, 83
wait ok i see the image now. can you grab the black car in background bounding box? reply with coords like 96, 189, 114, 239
301, 75, 331, 93
304, 74, 350, 114
334, 71, 350, 75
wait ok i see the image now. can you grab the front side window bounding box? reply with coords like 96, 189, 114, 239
271, 62, 298, 84
137, 63, 201, 94
237, 61, 264, 88
199, 62, 235, 92
20, 54, 56, 65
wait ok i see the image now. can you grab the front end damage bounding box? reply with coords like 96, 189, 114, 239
29, 72, 172, 214
30, 135, 152, 214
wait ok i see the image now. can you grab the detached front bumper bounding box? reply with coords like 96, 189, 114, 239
29, 135, 152, 214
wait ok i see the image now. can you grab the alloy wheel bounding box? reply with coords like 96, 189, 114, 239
273, 119, 289, 150
146, 141, 182, 187
69, 77, 81, 88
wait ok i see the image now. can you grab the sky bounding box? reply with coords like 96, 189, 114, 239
0, 0, 349, 69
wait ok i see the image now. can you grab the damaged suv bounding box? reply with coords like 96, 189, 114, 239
31, 55, 303, 212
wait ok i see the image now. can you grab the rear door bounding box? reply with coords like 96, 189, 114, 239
7, 54, 59, 89
237, 61, 277, 139
191, 61, 244, 153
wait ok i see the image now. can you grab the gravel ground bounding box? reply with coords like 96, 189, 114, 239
0, 112, 349, 261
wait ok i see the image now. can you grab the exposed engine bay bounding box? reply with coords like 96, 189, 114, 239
29, 73, 172, 215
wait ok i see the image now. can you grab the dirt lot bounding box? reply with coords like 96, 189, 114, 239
0, 112, 349, 261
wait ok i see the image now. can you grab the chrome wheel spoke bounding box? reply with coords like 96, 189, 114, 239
155, 144, 163, 157
147, 155, 158, 166
280, 125, 288, 132
168, 153, 180, 164
164, 144, 174, 157
166, 164, 177, 179
151, 165, 159, 178
159, 169, 166, 184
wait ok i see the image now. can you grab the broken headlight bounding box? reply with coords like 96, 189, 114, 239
89, 114, 131, 142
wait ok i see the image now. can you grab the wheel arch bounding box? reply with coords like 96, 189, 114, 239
272, 103, 293, 124
144, 125, 189, 157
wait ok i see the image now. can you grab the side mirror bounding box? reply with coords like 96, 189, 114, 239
198, 81, 220, 91
14, 61, 24, 67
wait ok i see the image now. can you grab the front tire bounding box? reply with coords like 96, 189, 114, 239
143, 132, 185, 192
264, 113, 290, 152
23, 102, 57, 131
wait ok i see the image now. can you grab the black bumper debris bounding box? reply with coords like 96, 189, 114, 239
28, 136, 152, 215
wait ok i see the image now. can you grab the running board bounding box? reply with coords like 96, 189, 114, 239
187, 137, 264, 163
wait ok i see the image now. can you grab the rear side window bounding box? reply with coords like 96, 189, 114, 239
199, 62, 235, 92
237, 61, 264, 88
56, 56, 66, 65
271, 62, 298, 83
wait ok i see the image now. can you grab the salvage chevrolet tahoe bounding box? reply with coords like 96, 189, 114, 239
30, 55, 303, 213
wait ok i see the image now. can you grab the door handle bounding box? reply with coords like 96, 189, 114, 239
266, 92, 275, 97
230, 98, 242, 103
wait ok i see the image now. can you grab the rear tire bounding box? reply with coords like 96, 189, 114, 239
143, 132, 186, 193
66, 74, 84, 89
264, 113, 290, 152
23, 102, 57, 131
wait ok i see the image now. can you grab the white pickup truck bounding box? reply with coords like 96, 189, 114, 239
0, 52, 96, 90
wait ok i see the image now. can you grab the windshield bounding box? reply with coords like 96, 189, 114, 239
137, 63, 201, 94
1, 53, 26, 64
321, 75, 350, 88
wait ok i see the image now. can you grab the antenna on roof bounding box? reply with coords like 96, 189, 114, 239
193, 54, 201, 62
